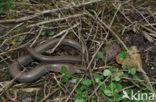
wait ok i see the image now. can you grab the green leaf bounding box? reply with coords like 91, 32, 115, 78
113, 93, 122, 102
133, 75, 141, 80
80, 85, 86, 91
103, 69, 111, 76
125, 89, 131, 95
91, 98, 96, 102
66, 72, 72, 78
118, 50, 127, 61
104, 89, 112, 96
106, 98, 114, 102
109, 66, 117, 72
109, 82, 116, 91
123, 73, 129, 78
115, 83, 122, 91
81, 79, 92, 87
41, 31, 46, 36
62, 72, 72, 83
97, 52, 104, 59
75, 88, 82, 96
114, 76, 120, 81
84, 90, 88, 98
0, 0, 12, 11
99, 84, 105, 92
60, 66, 67, 74
44, 18, 49, 21
93, 73, 104, 83
49, 32, 55, 36
62, 75, 68, 83
75, 88, 83, 100
132, 52, 135, 55
113, 72, 123, 81
7, 0, 12, 10
128, 67, 136, 75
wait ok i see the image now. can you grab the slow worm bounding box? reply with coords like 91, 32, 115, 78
8, 39, 85, 82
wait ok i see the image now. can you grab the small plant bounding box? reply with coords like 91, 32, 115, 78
97, 52, 104, 59
41, 31, 55, 36
41, 31, 46, 36
49, 31, 55, 36
97, 67, 123, 102
117, 49, 137, 76
60, 66, 73, 83
117, 50, 128, 61
40, 18, 55, 36
93, 73, 104, 83
75, 79, 92, 102
0, 0, 12, 12
103, 69, 111, 77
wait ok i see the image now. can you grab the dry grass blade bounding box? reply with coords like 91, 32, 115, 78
28, 13, 83, 28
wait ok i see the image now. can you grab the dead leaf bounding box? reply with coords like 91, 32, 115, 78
116, 46, 142, 72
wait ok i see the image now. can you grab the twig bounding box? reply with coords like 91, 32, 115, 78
122, 77, 156, 84
51, 23, 79, 39
118, 85, 134, 93
28, 13, 83, 28
142, 31, 154, 42
53, 74, 66, 93
49, 31, 68, 54
30, 26, 43, 47
110, 3, 121, 26
40, 88, 60, 102
0, 23, 23, 39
